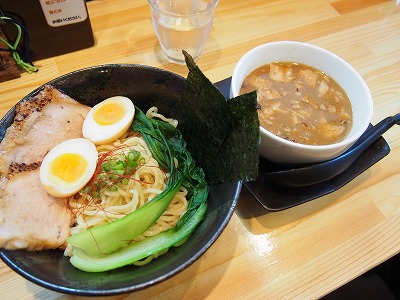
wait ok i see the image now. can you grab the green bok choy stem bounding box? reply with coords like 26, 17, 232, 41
70, 202, 207, 272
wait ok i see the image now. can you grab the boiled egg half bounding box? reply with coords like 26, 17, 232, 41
82, 96, 135, 145
40, 138, 98, 197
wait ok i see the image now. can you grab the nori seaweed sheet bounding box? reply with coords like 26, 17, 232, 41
175, 51, 260, 184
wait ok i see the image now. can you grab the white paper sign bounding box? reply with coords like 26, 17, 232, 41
39, 0, 88, 27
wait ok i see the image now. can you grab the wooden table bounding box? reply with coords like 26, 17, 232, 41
1, 0, 399, 299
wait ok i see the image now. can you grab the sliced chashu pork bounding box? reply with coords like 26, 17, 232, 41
0, 85, 90, 176
0, 85, 90, 250
0, 169, 72, 250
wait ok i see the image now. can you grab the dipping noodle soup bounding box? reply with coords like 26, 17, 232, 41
240, 62, 353, 146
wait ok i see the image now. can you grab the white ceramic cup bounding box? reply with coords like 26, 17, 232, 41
231, 41, 373, 164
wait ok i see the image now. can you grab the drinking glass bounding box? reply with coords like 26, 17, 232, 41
148, 0, 219, 64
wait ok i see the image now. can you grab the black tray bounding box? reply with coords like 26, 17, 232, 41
214, 77, 391, 211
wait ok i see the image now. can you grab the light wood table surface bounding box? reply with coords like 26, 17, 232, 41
1, 0, 399, 299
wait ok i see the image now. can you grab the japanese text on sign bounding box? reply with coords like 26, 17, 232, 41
39, 0, 88, 27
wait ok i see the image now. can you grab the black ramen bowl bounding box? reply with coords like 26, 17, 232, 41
0, 65, 241, 296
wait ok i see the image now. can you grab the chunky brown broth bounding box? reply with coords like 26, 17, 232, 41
240, 62, 353, 145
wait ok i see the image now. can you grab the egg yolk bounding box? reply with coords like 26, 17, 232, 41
93, 103, 125, 125
50, 153, 88, 183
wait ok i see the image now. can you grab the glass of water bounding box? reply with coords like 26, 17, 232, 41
148, 0, 219, 64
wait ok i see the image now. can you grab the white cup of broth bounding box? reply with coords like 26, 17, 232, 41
230, 41, 373, 164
